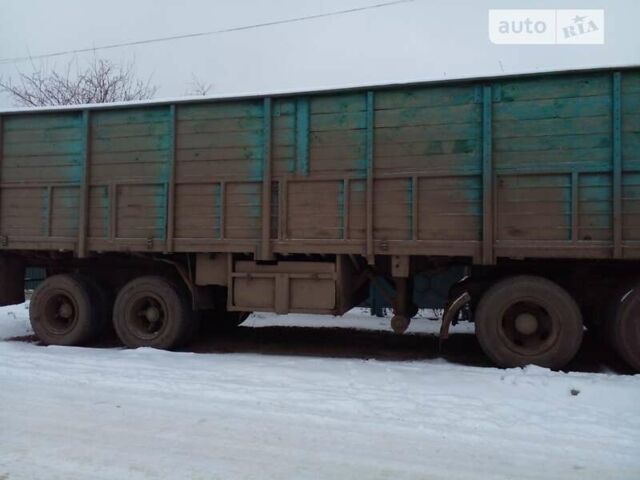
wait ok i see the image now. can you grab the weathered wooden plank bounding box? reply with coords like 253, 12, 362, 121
374, 153, 480, 174
88, 186, 109, 238
622, 93, 640, 114
77, 111, 90, 257
2, 163, 82, 183
92, 122, 169, 140
92, 163, 168, 183
51, 186, 80, 238
622, 71, 640, 93
166, 105, 177, 252
91, 135, 171, 154
494, 116, 611, 139
3, 127, 83, 145
3, 140, 84, 157
91, 108, 170, 127
365, 91, 374, 262
177, 131, 263, 150
260, 98, 273, 259
373, 178, 410, 240
482, 85, 493, 264
376, 139, 477, 157
177, 101, 264, 121
494, 95, 611, 122
375, 103, 481, 128
310, 94, 366, 114
500, 74, 609, 102
93, 150, 170, 165
376, 85, 478, 110
310, 129, 366, 148
310, 111, 367, 132
176, 146, 262, 163
177, 117, 265, 135
376, 122, 480, 143
4, 114, 81, 132
495, 134, 610, 153
494, 147, 611, 167
613, 72, 622, 257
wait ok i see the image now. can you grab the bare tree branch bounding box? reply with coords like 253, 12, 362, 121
185, 74, 212, 97
0, 55, 158, 107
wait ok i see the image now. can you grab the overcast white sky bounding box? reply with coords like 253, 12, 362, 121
0, 0, 639, 109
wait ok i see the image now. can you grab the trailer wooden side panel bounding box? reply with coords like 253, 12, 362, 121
0, 67, 638, 262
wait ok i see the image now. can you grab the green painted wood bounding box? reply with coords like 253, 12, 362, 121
177, 101, 264, 121
77, 110, 90, 257
613, 72, 622, 256
91, 107, 170, 127
407, 177, 413, 240
4, 114, 82, 132
494, 116, 611, 139
311, 93, 366, 114
365, 90, 374, 262
376, 85, 478, 110
165, 104, 177, 251
295, 98, 310, 175
571, 172, 579, 242
2, 134, 84, 156
338, 180, 345, 239
217, 182, 224, 239
500, 74, 609, 102
482, 85, 493, 264
494, 95, 611, 122
260, 97, 273, 260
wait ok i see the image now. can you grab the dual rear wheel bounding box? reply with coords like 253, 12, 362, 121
30, 274, 247, 350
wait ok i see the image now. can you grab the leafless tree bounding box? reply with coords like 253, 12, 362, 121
185, 74, 212, 96
0, 56, 158, 107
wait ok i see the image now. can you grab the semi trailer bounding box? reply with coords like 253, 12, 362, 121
0, 66, 638, 370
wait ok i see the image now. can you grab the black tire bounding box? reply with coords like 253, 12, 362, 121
29, 274, 102, 346
609, 285, 640, 371
113, 276, 193, 350
474, 275, 583, 369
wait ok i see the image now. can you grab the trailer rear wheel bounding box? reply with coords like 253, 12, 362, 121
113, 276, 193, 350
29, 274, 102, 346
474, 276, 583, 369
609, 285, 640, 371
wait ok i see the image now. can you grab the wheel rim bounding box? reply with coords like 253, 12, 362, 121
127, 294, 168, 340
43, 291, 78, 334
498, 300, 559, 356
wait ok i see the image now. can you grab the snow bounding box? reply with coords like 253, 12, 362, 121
1, 303, 639, 479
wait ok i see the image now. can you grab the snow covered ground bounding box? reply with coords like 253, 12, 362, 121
1, 303, 639, 480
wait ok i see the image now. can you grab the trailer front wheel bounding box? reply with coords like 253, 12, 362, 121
474, 276, 583, 369
113, 276, 193, 350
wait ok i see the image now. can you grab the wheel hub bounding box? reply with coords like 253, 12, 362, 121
58, 302, 73, 319
145, 306, 161, 323
514, 312, 538, 335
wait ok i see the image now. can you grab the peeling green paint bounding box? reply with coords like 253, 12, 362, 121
295, 97, 309, 175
